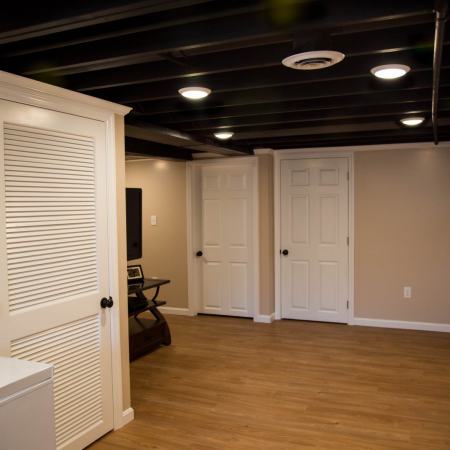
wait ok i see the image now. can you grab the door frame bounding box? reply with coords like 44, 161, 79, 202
274, 149, 355, 323
187, 156, 260, 319
0, 71, 132, 431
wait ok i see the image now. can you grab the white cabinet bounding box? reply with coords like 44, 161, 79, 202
0, 357, 55, 450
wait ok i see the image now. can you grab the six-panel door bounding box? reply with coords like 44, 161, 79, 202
200, 164, 254, 317
280, 158, 349, 323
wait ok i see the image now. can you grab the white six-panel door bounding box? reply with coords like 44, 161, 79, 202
0, 99, 114, 450
280, 158, 349, 323
199, 163, 255, 317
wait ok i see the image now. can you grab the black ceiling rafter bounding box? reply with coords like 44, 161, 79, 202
132, 86, 449, 122
233, 126, 450, 148
0, 0, 215, 45
30, 22, 443, 91
125, 136, 194, 160
169, 103, 450, 133
104, 68, 450, 106
3, 1, 434, 77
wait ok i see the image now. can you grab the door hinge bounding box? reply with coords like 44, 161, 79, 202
346, 236, 349, 246
347, 300, 349, 310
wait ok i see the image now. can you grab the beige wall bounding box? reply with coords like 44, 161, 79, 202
258, 154, 275, 315
355, 146, 450, 324
126, 159, 189, 309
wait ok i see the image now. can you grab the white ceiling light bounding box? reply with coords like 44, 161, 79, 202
178, 86, 211, 100
370, 64, 410, 79
282, 50, 345, 70
400, 116, 425, 127
214, 131, 234, 140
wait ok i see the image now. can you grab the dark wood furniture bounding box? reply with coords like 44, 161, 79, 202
128, 278, 171, 361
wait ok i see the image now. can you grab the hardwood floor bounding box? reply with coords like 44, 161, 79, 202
90, 315, 450, 449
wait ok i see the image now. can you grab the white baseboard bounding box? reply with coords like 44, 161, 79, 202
116, 407, 134, 429
254, 313, 275, 323
352, 317, 450, 333
158, 306, 196, 316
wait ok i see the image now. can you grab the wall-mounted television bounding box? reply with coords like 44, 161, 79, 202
126, 188, 142, 261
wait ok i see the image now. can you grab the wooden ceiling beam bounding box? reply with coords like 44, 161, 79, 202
3, 1, 434, 76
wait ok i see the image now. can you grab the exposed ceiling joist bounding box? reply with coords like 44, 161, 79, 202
125, 125, 252, 156
125, 136, 194, 160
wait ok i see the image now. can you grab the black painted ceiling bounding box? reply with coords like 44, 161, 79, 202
1, 0, 449, 159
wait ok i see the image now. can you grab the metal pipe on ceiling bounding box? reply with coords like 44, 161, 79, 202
432, 0, 448, 145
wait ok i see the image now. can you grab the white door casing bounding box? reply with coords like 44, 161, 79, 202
0, 100, 114, 449
190, 159, 258, 318
280, 158, 349, 323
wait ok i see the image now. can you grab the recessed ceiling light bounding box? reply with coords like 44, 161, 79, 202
370, 64, 410, 79
214, 131, 234, 140
400, 116, 425, 127
178, 86, 211, 100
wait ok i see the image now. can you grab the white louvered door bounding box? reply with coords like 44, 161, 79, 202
0, 99, 114, 449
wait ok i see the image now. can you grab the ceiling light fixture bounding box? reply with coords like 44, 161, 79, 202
370, 64, 410, 79
214, 131, 234, 140
400, 116, 425, 127
178, 86, 211, 100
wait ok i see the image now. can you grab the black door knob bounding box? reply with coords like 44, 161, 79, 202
196, 250, 203, 257
100, 297, 114, 308
282, 249, 289, 256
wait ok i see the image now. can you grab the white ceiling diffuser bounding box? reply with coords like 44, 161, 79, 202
282, 50, 345, 70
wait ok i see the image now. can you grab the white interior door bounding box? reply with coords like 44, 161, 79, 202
280, 158, 349, 323
198, 163, 255, 317
0, 100, 114, 449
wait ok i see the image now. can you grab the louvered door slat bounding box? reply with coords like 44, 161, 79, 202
11, 316, 103, 448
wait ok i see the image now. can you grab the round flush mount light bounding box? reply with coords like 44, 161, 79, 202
214, 131, 234, 140
282, 50, 345, 70
370, 64, 410, 79
178, 86, 211, 100
400, 116, 425, 127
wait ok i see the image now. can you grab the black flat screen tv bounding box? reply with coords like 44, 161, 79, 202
126, 188, 142, 261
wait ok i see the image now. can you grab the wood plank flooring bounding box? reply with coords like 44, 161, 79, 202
89, 315, 450, 449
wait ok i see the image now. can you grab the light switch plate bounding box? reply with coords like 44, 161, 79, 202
403, 286, 412, 299
151, 215, 157, 226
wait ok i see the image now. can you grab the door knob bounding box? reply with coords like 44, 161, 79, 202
196, 250, 203, 257
282, 249, 289, 256
100, 296, 114, 308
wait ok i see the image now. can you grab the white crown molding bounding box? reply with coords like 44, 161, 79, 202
351, 317, 450, 333
0, 70, 131, 118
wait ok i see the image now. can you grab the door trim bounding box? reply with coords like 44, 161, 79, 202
274, 150, 354, 323
187, 156, 260, 320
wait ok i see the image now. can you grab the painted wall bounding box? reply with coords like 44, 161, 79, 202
126, 159, 189, 309
354, 146, 450, 324
258, 154, 275, 315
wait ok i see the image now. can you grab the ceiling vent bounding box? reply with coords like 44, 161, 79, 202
282, 50, 345, 70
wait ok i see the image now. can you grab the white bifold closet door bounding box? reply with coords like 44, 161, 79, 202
0, 100, 114, 449
199, 164, 255, 317
280, 158, 349, 323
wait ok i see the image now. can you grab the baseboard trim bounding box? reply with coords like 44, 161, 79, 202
352, 317, 450, 333
116, 407, 134, 429
254, 313, 275, 323
158, 306, 196, 316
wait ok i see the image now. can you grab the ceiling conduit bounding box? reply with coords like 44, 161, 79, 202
432, 0, 448, 145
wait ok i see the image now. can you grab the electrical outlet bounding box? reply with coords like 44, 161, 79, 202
403, 286, 412, 299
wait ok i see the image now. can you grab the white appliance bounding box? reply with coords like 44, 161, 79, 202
0, 357, 56, 450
